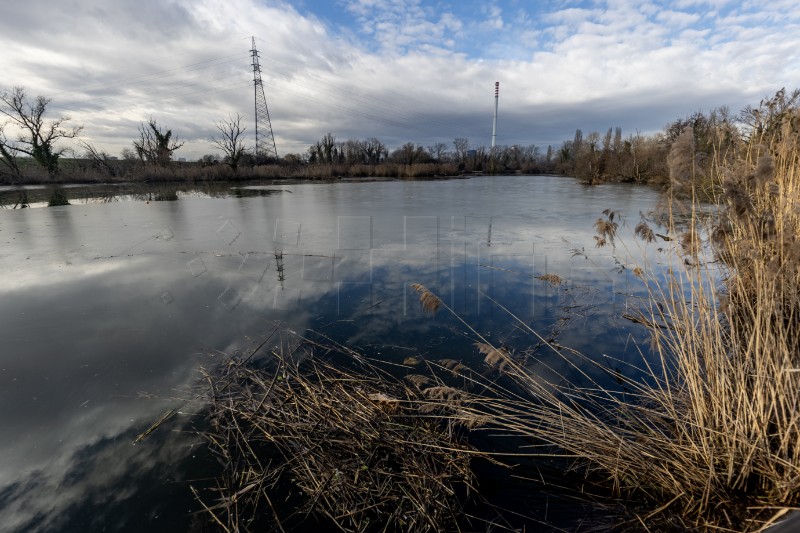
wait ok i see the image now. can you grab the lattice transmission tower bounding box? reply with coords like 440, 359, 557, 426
250, 36, 278, 160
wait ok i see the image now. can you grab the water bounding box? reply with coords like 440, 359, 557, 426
0, 175, 664, 531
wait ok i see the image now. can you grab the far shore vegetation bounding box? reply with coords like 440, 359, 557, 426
2, 85, 798, 189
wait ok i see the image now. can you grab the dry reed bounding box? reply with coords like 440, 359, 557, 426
535, 273, 564, 285
410, 283, 442, 313
593, 209, 619, 247
0, 158, 463, 185
192, 347, 480, 532
405, 109, 800, 530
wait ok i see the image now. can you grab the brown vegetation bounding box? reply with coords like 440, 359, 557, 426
399, 99, 800, 531
192, 348, 481, 532
0, 157, 464, 185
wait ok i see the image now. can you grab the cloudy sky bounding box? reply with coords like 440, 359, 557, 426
2, 0, 798, 160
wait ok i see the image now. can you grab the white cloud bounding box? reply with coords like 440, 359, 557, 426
341, 0, 462, 53
0, 0, 798, 159
656, 9, 702, 27
480, 4, 505, 31
673, 0, 734, 8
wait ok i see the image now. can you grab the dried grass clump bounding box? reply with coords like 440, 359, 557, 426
667, 129, 699, 192
536, 273, 564, 285
713, 111, 800, 352
436, 358, 467, 375
421, 385, 465, 403
402, 355, 422, 366
476, 342, 511, 372
410, 283, 441, 314
634, 219, 656, 243
755, 154, 775, 185
405, 373, 432, 389
407, 373, 493, 429
594, 209, 619, 247
194, 352, 476, 532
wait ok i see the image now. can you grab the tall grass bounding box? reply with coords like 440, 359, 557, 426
0, 158, 463, 185
412, 110, 800, 530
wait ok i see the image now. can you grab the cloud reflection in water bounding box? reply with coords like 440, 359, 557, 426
0, 176, 665, 530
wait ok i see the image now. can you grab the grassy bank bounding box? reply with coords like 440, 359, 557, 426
0, 158, 464, 185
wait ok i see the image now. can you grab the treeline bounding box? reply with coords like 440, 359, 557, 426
2, 83, 798, 187
285, 87, 799, 186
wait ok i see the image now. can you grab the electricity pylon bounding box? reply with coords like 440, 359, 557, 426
250, 36, 278, 160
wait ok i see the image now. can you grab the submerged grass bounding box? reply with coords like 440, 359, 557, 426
190, 339, 483, 533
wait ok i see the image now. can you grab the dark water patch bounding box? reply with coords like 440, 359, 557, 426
0, 421, 213, 533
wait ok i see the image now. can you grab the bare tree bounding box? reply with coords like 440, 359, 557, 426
0, 123, 22, 180
121, 148, 139, 162
0, 86, 83, 177
211, 113, 248, 171
390, 142, 431, 165
320, 133, 337, 164
199, 154, 220, 167
545, 145, 554, 169
133, 118, 184, 166
453, 137, 469, 163
282, 153, 303, 165
739, 87, 800, 143
79, 140, 120, 177
363, 137, 386, 164
427, 142, 449, 162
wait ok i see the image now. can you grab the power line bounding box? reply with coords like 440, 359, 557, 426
251, 36, 278, 159
35, 40, 497, 152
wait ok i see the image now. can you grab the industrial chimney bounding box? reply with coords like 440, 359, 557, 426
491, 81, 499, 149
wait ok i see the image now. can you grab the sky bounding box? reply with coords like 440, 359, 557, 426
1, 0, 798, 160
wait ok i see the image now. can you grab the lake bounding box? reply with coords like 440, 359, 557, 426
0, 175, 664, 531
